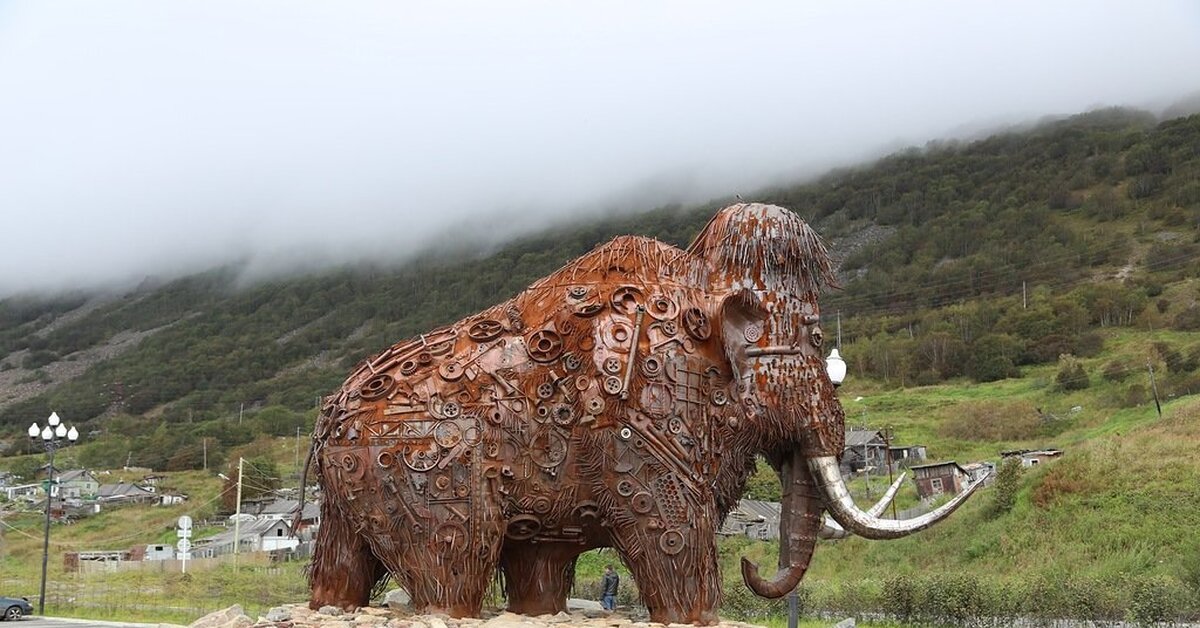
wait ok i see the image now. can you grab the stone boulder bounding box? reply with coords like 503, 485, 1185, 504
190, 605, 254, 628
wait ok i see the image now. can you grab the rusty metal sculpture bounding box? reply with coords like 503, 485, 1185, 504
308, 203, 984, 624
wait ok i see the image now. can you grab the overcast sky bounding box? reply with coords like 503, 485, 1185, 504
1, 1, 1198, 294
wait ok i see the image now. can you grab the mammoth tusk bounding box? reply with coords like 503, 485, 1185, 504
809, 457, 987, 540
818, 472, 907, 540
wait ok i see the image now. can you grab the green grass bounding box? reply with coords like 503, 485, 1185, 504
4, 328, 1199, 623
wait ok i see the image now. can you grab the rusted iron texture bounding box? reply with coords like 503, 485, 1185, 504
308, 203, 979, 624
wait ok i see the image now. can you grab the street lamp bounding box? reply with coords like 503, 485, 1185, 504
825, 348, 847, 387
27, 412, 79, 616
786, 349, 851, 628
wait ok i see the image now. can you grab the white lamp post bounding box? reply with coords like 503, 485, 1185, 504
786, 348, 850, 628
27, 412, 80, 616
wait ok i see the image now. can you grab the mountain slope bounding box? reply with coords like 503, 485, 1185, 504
1, 107, 1197, 462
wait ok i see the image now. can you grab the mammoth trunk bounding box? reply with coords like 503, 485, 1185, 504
741, 448, 822, 599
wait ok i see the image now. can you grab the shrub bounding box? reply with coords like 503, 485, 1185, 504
1123, 383, 1148, 407
1173, 305, 1200, 331
881, 576, 919, 622
1102, 359, 1130, 382
1127, 575, 1185, 625
988, 457, 1022, 516
1055, 354, 1090, 391
941, 400, 1039, 442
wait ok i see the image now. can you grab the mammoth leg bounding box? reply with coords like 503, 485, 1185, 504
499, 543, 578, 616
392, 500, 506, 617
608, 505, 722, 625
309, 501, 387, 611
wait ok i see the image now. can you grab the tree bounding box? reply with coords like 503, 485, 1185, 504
967, 334, 1021, 382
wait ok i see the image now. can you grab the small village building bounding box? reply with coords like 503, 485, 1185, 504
252, 498, 322, 534
195, 518, 299, 557
841, 429, 890, 474
888, 444, 928, 467
2, 483, 41, 501
1001, 448, 1064, 468
98, 482, 157, 505
140, 544, 176, 561
158, 493, 188, 506
962, 462, 997, 486
718, 499, 781, 541
910, 461, 970, 499
57, 470, 100, 499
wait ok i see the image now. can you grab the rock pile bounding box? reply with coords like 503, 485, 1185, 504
187, 602, 768, 628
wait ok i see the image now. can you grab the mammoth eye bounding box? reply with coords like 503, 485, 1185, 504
810, 327, 824, 349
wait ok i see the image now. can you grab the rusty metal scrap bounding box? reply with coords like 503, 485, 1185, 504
308, 203, 980, 625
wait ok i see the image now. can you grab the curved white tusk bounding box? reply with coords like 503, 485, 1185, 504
817, 472, 906, 540
810, 457, 986, 540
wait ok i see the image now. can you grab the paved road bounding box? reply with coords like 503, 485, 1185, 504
9, 617, 164, 628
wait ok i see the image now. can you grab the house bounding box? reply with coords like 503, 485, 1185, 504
159, 493, 188, 506
2, 483, 41, 501
57, 470, 100, 499
962, 462, 996, 486
98, 482, 157, 505
35, 463, 64, 480
888, 444, 928, 467
142, 474, 166, 487
718, 499, 781, 541
140, 544, 176, 561
252, 498, 321, 533
841, 429, 890, 474
910, 461, 970, 499
32, 496, 99, 521
195, 518, 299, 557
1001, 448, 1064, 468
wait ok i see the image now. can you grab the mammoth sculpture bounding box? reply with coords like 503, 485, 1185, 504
308, 203, 983, 624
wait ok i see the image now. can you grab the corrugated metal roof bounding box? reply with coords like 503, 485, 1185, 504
845, 429, 885, 447
909, 461, 968, 473
199, 518, 288, 546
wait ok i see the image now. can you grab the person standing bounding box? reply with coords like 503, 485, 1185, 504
600, 564, 619, 612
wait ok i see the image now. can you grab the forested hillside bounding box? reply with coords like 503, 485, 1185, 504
1, 107, 1198, 474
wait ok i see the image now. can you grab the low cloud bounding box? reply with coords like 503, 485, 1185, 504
1, 1, 1198, 294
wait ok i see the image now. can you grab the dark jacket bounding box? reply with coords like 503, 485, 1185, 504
602, 571, 619, 596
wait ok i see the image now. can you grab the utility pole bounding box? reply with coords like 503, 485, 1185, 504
862, 409, 871, 497
238, 403, 244, 426
202, 438, 207, 471
295, 427, 301, 479
233, 457, 244, 570
1148, 360, 1163, 419
1022, 281, 1027, 309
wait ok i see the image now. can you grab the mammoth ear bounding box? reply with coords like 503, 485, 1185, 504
717, 290, 769, 378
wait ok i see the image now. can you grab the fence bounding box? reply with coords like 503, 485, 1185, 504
77, 551, 272, 574
42, 559, 310, 624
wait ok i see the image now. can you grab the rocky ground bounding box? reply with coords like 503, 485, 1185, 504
187, 601, 774, 628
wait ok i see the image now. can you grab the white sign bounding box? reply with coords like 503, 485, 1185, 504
177, 515, 193, 538
176, 538, 191, 553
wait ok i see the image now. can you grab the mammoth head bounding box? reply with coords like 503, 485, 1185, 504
688, 203, 986, 600
687, 202, 843, 456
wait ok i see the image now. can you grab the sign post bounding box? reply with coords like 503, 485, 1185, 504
177, 515, 193, 573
